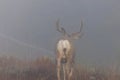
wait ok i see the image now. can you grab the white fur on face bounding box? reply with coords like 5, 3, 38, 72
57, 40, 71, 55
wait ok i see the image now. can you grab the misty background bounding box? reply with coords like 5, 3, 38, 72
0, 0, 120, 68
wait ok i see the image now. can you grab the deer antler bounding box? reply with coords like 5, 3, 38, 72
56, 19, 69, 36
70, 20, 84, 39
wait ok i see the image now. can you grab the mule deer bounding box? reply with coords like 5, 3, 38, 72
56, 19, 84, 80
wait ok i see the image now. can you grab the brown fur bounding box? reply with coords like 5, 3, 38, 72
56, 37, 75, 80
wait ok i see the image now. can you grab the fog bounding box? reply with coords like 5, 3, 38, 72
0, 0, 120, 67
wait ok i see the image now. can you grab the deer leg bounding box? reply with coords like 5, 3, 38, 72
66, 62, 74, 80
63, 64, 66, 80
57, 59, 61, 80
68, 67, 73, 80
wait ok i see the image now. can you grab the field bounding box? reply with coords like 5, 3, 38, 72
0, 56, 120, 80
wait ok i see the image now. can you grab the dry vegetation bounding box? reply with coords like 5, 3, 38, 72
0, 56, 120, 80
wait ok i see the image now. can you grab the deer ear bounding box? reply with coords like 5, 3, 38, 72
72, 33, 84, 40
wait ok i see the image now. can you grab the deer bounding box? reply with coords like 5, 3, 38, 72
55, 19, 84, 80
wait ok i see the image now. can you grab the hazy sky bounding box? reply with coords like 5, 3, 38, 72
0, 0, 120, 67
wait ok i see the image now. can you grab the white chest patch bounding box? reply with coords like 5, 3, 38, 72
57, 40, 71, 54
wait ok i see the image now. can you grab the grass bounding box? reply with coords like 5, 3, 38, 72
0, 56, 120, 80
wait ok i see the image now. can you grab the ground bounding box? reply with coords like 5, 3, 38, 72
0, 56, 120, 80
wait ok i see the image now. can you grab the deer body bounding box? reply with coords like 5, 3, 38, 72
56, 38, 75, 80
55, 19, 84, 80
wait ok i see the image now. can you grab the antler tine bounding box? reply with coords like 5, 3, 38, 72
80, 20, 83, 33
56, 19, 66, 35
70, 20, 84, 39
